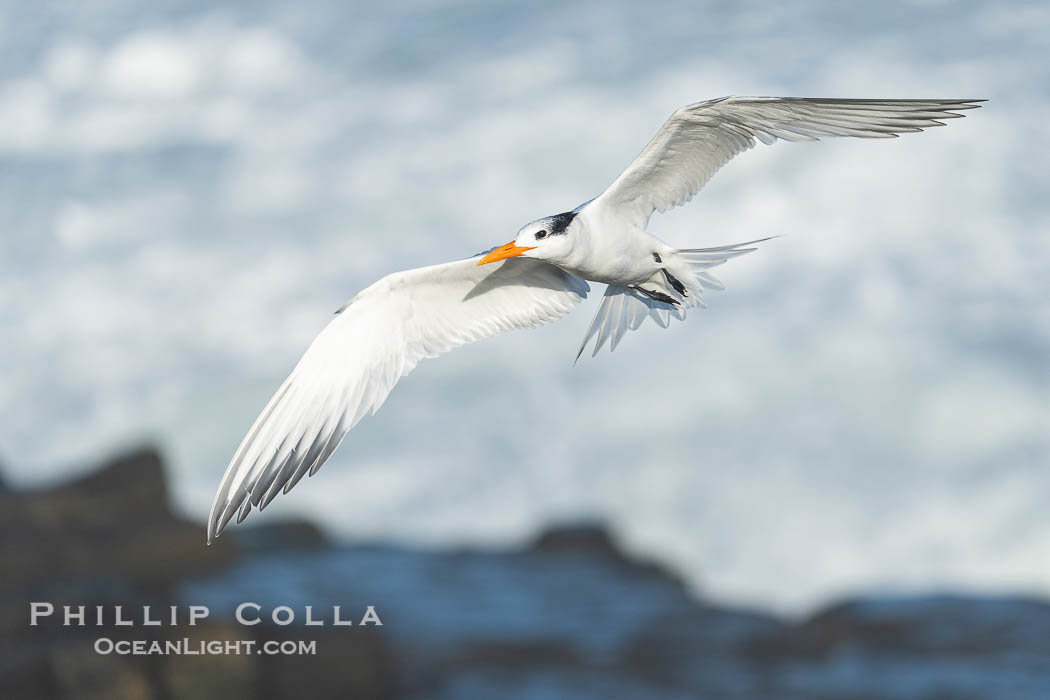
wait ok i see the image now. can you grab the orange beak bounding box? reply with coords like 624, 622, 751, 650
476, 240, 536, 266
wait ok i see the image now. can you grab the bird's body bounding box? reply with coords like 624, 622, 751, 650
554, 208, 651, 284
208, 96, 983, 542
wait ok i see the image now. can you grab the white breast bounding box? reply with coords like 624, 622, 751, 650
558, 204, 665, 285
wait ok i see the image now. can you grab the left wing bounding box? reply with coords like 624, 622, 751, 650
208, 255, 588, 542
593, 97, 984, 229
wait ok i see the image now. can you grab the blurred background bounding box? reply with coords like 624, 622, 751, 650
2, 0, 1048, 698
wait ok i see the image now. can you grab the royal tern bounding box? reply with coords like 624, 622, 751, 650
208, 96, 983, 542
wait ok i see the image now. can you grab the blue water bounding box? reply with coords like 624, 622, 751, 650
181, 543, 1050, 699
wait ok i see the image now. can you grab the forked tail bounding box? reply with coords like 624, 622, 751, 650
574, 237, 773, 362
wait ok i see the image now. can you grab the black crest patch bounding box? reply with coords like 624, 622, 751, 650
548, 211, 577, 236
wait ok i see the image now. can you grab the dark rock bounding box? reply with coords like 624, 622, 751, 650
161, 624, 260, 700
531, 522, 623, 557
2, 446, 393, 700
746, 594, 1050, 662
48, 641, 159, 700
249, 624, 391, 700
531, 522, 687, 588
737, 595, 1050, 699
6, 448, 1050, 699
232, 520, 330, 554
0, 446, 236, 599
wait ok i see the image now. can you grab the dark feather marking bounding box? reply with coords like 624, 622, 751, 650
661, 268, 687, 296
632, 285, 680, 306
548, 211, 577, 236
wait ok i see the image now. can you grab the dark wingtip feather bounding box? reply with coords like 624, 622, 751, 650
236, 497, 252, 524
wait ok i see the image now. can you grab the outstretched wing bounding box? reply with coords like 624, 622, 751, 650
594, 97, 984, 229
208, 256, 589, 541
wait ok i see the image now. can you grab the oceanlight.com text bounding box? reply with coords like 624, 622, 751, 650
94, 637, 317, 656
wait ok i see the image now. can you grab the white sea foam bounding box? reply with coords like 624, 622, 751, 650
0, 0, 1046, 614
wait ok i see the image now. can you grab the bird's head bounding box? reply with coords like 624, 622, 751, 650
476, 211, 578, 266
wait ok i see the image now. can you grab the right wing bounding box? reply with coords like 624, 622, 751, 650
208, 256, 589, 542
593, 96, 984, 229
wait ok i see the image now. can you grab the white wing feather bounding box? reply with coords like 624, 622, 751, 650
208, 256, 589, 541
594, 96, 984, 229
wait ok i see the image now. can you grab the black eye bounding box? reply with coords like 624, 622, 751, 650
535, 230, 548, 240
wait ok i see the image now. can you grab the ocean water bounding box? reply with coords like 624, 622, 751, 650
2, 0, 1048, 614
179, 540, 1050, 698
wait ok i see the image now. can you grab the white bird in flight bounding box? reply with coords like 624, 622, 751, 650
208, 96, 982, 542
